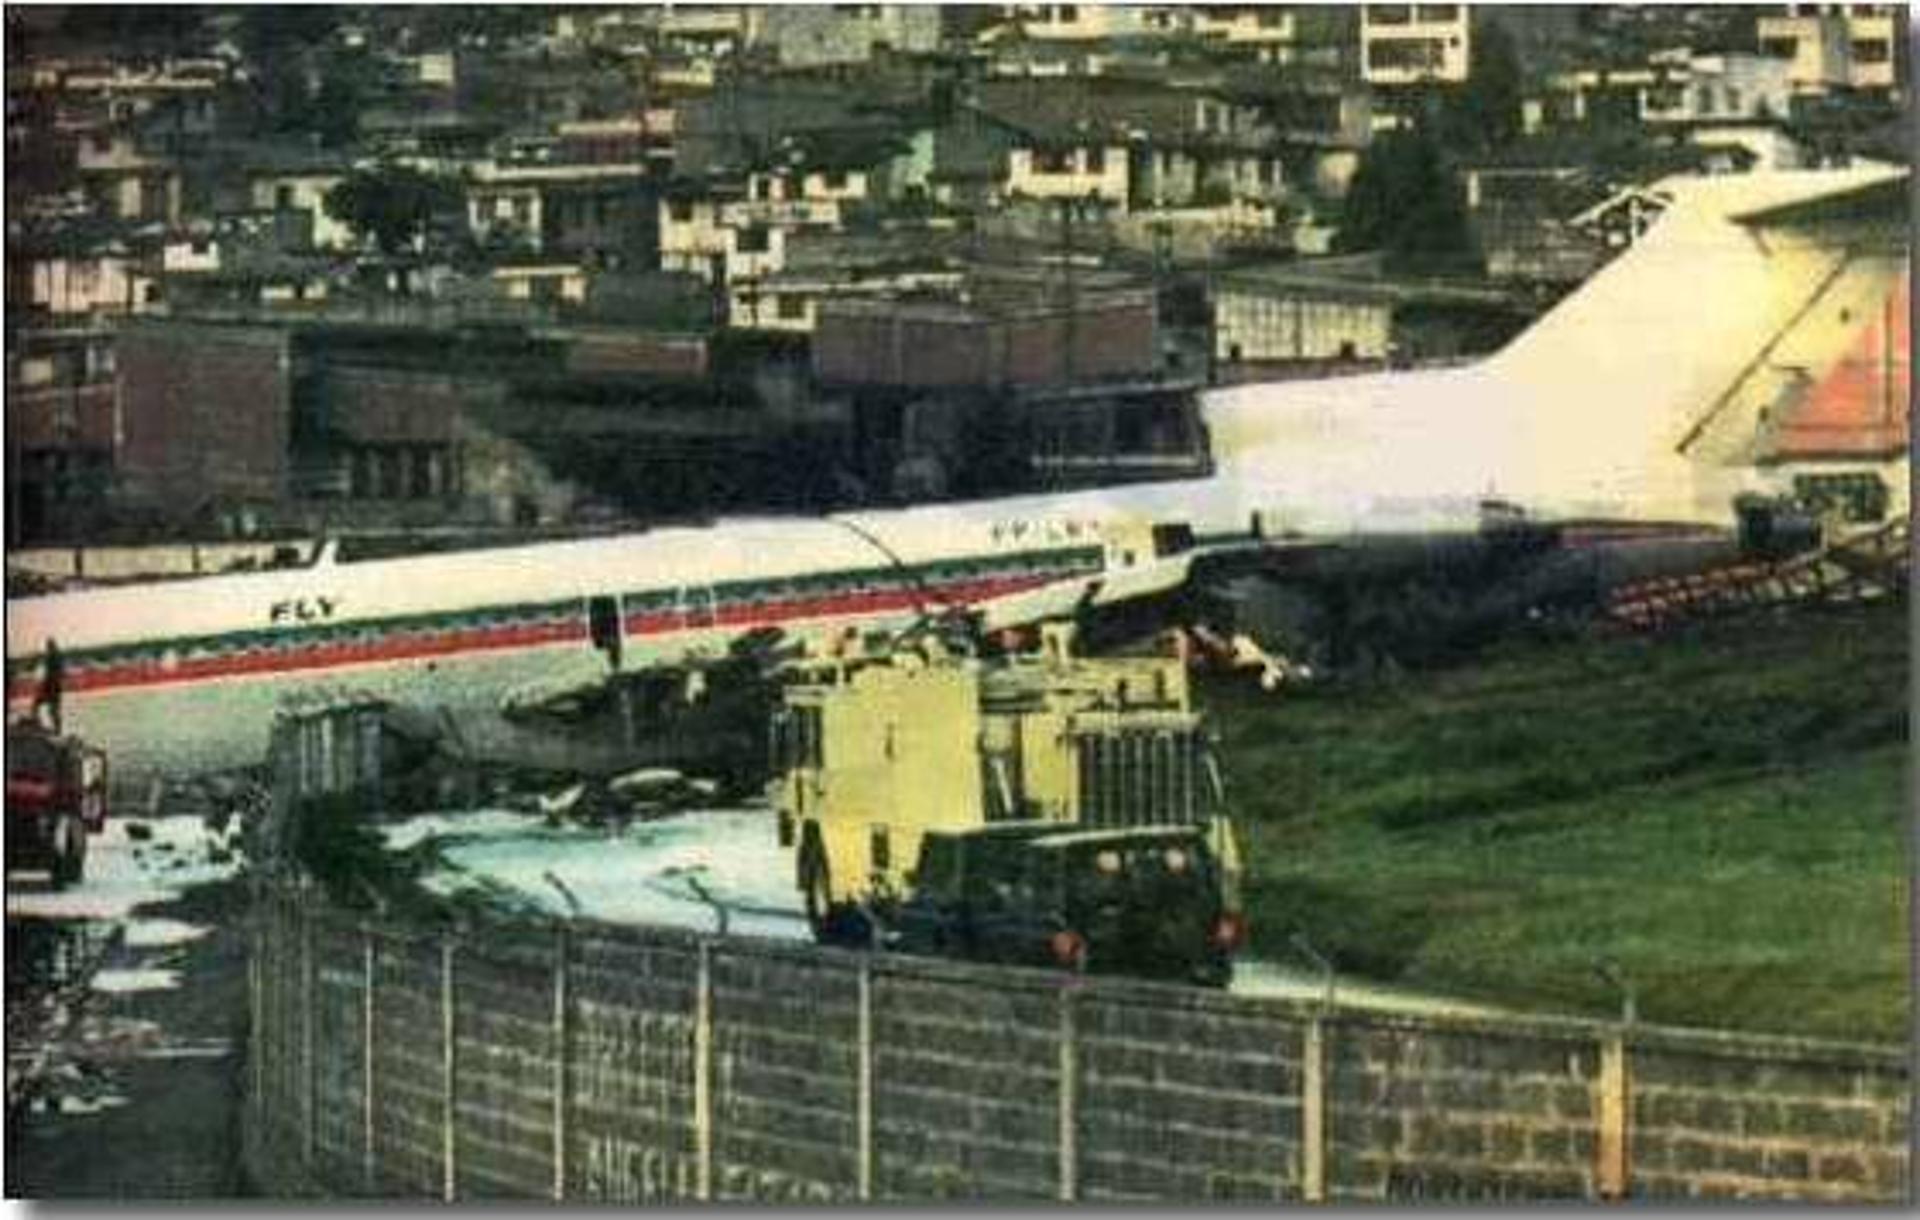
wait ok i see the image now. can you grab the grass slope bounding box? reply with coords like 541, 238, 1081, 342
1205, 603, 1910, 1043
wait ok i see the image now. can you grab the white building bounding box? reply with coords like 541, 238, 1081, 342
657, 194, 790, 284
248, 169, 353, 251
1214, 276, 1393, 365
1190, 4, 1340, 64
1638, 54, 1797, 125
490, 262, 589, 305
759, 6, 942, 68
161, 232, 222, 273
659, 195, 733, 277
1361, 3, 1470, 86
728, 268, 964, 334
467, 183, 543, 251
462, 160, 652, 256
997, 5, 1185, 42
648, 5, 764, 58
1006, 144, 1131, 205
76, 128, 181, 224
20, 253, 146, 317
983, 81, 1280, 211
744, 163, 875, 224
1757, 5, 1902, 95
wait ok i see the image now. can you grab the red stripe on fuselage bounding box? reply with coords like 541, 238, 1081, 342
6, 570, 1077, 703
6, 619, 587, 702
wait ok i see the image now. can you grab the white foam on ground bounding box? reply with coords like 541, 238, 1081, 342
90, 967, 183, 994
3, 816, 242, 922
55, 1092, 132, 1115
384, 805, 808, 939
380, 808, 545, 853
388, 808, 1510, 1016
120, 918, 210, 949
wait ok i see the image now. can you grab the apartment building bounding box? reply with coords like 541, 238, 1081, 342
1756, 4, 1902, 95
1360, 3, 1471, 86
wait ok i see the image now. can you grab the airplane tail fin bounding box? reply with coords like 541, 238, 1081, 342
1200, 167, 1909, 528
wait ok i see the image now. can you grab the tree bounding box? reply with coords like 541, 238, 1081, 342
1446, 16, 1525, 156
310, 70, 364, 149
323, 166, 466, 259
1333, 129, 1476, 275
237, 6, 338, 134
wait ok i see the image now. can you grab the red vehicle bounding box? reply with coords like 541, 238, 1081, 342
6, 720, 108, 889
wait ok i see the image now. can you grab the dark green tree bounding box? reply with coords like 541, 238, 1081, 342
323, 165, 466, 257
1334, 129, 1476, 275
311, 69, 365, 149
237, 6, 338, 136
1448, 16, 1525, 155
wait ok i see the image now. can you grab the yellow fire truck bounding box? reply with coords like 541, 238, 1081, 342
769, 623, 1245, 980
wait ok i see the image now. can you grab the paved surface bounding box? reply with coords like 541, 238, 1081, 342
5, 876, 253, 1200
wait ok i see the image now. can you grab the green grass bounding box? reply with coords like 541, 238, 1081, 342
1205, 604, 1910, 1043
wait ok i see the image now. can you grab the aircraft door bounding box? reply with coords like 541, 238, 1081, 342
587, 594, 623, 669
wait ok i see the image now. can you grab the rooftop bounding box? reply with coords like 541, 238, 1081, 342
1217, 253, 1535, 308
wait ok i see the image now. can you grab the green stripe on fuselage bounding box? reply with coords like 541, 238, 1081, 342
14, 544, 1107, 677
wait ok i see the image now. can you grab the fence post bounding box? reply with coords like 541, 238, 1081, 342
857, 958, 874, 1201
441, 938, 457, 1203
694, 940, 714, 1202
303, 905, 317, 1174
1596, 1033, 1630, 1201
248, 906, 264, 1166
1301, 1017, 1328, 1203
551, 926, 569, 1202
1057, 987, 1078, 1203
362, 926, 377, 1195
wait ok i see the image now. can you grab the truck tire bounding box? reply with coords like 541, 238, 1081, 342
50, 814, 83, 889
798, 831, 832, 940
67, 816, 87, 884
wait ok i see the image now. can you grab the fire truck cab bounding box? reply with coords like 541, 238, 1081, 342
6, 719, 109, 889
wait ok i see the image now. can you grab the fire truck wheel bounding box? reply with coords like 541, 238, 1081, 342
68, 816, 87, 883
50, 814, 84, 889
799, 833, 832, 940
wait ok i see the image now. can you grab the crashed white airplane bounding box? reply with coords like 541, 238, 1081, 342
6, 166, 1906, 782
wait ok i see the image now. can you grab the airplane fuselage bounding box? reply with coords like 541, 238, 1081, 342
5, 503, 1208, 785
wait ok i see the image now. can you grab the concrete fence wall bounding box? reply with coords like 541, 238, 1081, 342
243, 884, 1909, 1204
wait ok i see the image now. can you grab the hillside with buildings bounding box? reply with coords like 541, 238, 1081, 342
6, 3, 1907, 550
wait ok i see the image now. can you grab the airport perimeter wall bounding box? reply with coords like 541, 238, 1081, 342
243, 883, 1909, 1204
